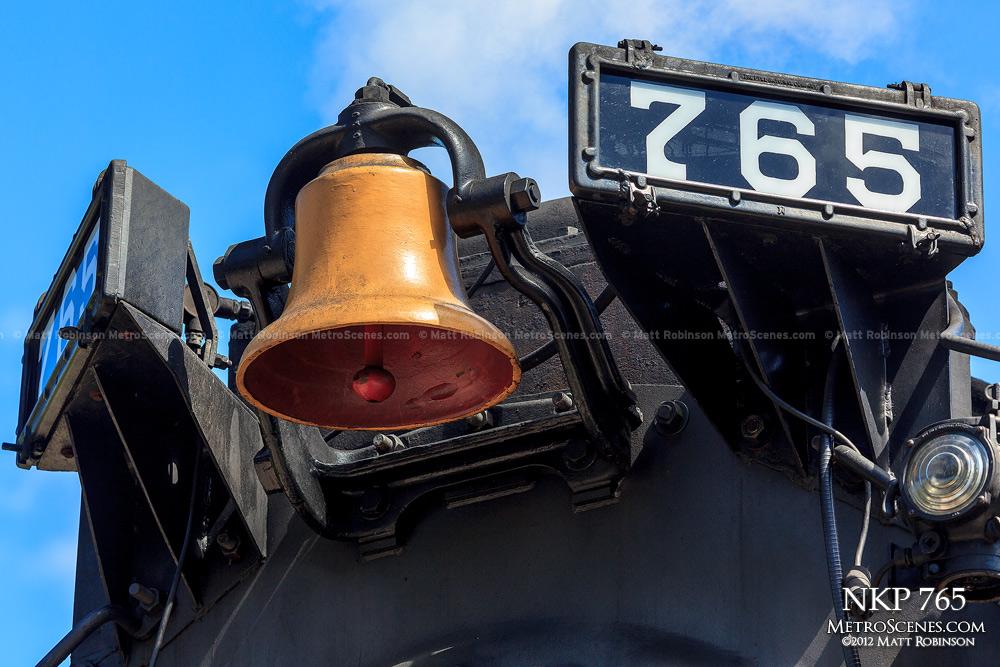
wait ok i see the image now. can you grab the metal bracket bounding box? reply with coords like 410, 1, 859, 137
908, 224, 941, 257
987, 384, 1000, 416
618, 172, 659, 224
215, 81, 642, 546
889, 80, 932, 109
617, 39, 661, 69
185, 242, 222, 368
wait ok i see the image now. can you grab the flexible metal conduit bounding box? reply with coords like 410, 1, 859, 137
820, 354, 862, 667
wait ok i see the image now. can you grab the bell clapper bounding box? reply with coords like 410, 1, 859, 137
352, 324, 396, 402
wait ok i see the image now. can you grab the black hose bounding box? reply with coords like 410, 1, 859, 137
35, 605, 141, 667
744, 365, 861, 455
820, 354, 862, 667
466, 258, 495, 298
149, 445, 204, 667
519, 285, 617, 373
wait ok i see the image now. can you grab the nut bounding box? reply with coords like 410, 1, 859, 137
509, 178, 541, 214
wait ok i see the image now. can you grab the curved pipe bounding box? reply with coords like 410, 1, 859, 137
941, 291, 1000, 362
35, 604, 141, 667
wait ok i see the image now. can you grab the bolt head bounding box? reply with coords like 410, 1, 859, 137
653, 400, 688, 436
360, 488, 388, 519
509, 178, 541, 214
552, 392, 574, 412
741, 414, 766, 439
655, 402, 676, 424
563, 439, 595, 471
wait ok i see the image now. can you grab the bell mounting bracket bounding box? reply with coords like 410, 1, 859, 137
215, 79, 641, 549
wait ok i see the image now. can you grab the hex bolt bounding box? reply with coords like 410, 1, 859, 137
360, 488, 388, 520
216, 532, 240, 552
741, 415, 766, 440
129, 583, 158, 608
372, 433, 404, 453
465, 410, 493, 431
563, 439, 595, 471
654, 400, 689, 436
552, 392, 574, 412
509, 178, 541, 214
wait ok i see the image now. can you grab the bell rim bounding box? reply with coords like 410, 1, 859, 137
235, 319, 522, 431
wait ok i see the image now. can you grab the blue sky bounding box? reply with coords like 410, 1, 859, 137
2, 1, 999, 664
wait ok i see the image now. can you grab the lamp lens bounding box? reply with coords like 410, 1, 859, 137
905, 432, 990, 517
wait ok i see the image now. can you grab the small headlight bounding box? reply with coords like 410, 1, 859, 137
904, 431, 990, 518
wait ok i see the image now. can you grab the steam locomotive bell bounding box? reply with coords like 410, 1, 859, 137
236, 152, 521, 430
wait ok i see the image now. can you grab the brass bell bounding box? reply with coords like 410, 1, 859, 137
236, 152, 521, 430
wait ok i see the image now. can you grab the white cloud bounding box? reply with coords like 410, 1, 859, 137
307, 0, 906, 198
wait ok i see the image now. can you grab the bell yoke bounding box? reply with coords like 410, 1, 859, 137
220, 77, 638, 460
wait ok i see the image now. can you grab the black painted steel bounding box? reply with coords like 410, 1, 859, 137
16, 160, 190, 470
35, 605, 141, 667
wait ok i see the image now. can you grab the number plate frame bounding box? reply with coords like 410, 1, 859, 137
16, 160, 190, 469
569, 42, 984, 254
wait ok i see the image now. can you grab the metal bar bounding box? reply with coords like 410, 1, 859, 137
519, 284, 617, 373
703, 222, 806, 471
34, 605, 141, 667
485, 226, 638, 466
941, 291, 1000, 362
820, 241, 889, 462
186, 240, 218, 366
